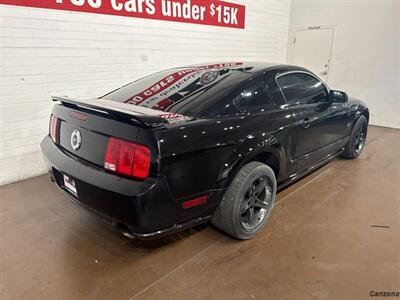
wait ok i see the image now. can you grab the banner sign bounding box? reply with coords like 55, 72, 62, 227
0, 0, 246, 29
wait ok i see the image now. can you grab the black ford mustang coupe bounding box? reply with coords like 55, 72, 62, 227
41, 62, 369, 239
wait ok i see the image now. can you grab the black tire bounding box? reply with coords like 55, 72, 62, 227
341, 115, 368, 159
211, 161, 277, 240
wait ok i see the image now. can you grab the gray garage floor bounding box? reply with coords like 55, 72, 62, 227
1, 126, 399, 300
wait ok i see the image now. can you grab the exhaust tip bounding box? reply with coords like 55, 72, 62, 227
116, 223, 135, 239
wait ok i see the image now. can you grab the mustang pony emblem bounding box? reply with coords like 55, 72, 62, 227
70, 130, 82, 151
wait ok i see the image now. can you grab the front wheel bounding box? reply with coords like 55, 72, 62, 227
341, 115, 368, 159
211, 161, 277, 240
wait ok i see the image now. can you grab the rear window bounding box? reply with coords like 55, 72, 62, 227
102, 64, 253, 117
231, 81, 276, 114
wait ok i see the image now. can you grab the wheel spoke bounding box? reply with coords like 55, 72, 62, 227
248, 207, 255, 224
254, 178, 266, 195
248, 185, 255, 197
358, 126, 363, 137
254, 199, 269, 209
240, 202, 249, 214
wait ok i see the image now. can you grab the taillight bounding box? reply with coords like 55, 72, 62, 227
104, 137, 151, 180
49, 115, 59, 143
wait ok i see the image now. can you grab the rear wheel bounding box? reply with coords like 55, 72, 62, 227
211, 161, 277, 240
341, 116, 368, 159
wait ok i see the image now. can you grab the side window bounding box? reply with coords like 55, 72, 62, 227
276, 73, 329, 105
232, 81, 275, 114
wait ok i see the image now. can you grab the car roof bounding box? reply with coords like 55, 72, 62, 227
102, 62, 308, 118
175, 61, 294, 75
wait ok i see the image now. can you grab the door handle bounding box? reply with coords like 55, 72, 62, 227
300, 117, 310, 129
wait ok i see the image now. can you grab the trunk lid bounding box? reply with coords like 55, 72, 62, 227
51, 96, 188, 172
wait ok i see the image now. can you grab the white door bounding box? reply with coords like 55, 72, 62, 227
290, 27, 334, 82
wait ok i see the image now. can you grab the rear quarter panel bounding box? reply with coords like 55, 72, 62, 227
151, 110, 297, 200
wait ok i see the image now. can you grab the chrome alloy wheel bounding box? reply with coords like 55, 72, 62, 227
354, 123, 367, 154
240, 176, 273, 231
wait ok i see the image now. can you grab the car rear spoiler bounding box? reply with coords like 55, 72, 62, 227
52, 96, 190, 127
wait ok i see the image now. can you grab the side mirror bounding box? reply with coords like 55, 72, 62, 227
330, 90, 348, 103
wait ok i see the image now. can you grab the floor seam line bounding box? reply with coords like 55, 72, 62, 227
127, 239, 221, 300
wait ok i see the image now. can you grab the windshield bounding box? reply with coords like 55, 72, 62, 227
102, 62, 254, 117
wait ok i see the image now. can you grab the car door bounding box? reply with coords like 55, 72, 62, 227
276, 72, 349, 172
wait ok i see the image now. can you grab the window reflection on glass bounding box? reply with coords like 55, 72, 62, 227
277, 73, 328, 105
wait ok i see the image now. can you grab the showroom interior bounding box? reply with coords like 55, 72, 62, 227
0, 0, 399, 299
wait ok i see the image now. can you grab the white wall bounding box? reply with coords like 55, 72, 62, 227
0, 1, 292, 186
288, 0, 400, 129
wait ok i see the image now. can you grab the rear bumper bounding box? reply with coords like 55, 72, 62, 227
40, 136, 215, 238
